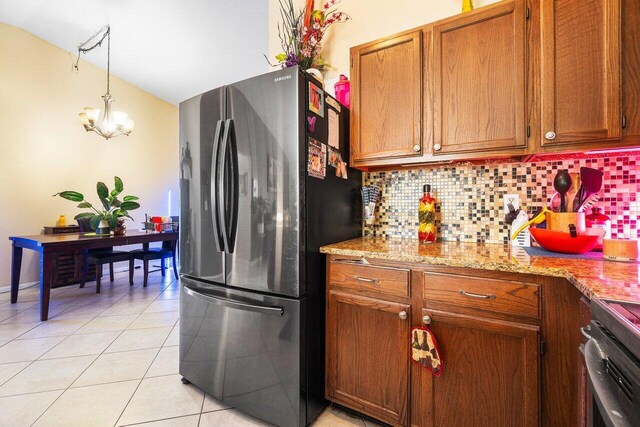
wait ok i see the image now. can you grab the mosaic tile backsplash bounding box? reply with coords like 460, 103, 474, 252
363, 155, 640, 243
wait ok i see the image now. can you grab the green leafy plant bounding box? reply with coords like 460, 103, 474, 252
53, 176, 140, 231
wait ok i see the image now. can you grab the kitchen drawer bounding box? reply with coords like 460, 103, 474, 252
329, 261, 410, 298
423, 272, 540, 319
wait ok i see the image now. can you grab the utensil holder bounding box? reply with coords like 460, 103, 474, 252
510, 211, 531, 247
363, 204, 375, 225
545, 212, 585, 234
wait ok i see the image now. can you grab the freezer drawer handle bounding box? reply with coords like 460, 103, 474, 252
184, 286, 284, 316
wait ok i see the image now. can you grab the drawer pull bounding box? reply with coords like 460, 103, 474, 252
334, 258, 369, 265
353, 275, 380, 284
459, 290, 496, 300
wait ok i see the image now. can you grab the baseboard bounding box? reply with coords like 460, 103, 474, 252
0, 281, 38, 294
0, 263, 169, 294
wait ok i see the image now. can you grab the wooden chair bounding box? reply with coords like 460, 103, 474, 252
77, 218, 134, 293
129, 240, 178, 287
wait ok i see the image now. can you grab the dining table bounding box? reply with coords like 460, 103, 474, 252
9, 229, 179, 321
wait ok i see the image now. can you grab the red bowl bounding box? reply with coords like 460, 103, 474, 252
529, 227, 600, 254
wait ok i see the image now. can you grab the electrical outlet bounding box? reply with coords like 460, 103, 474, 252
503, 194, 520, 215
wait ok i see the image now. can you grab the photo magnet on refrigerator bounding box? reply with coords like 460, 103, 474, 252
328, 147, 340, 168
336, 160, 348, 179
308, 137, 326, 179
308, 82, 324, 117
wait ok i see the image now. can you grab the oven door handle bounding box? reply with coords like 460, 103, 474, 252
584, 338, 633, 427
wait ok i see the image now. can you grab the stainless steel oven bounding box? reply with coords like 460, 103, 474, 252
581, 298, 640, 427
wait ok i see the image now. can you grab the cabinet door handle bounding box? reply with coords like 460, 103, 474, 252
458, 290, 495, 300
412, 144, 420, 152
353, 275, 380, 284
545, 131, 556, 140
433, 143, 442, 151
422, 315, 431, 325
399, 311, 408, 320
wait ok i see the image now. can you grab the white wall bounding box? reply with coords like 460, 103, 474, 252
0, 23, 179, 286
268, 0, 501, 91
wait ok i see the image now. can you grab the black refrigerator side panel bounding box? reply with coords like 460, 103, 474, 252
303, 76, 362, 424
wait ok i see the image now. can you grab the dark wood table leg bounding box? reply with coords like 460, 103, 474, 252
10, 242, 23, 304
40, 250, 54, 321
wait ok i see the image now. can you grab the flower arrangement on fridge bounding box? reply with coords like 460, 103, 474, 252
271, 0, 350, 70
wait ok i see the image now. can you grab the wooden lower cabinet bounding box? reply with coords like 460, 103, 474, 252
326, 290, 411, 426
325, 255, 585, 427
415, 309, 540, 427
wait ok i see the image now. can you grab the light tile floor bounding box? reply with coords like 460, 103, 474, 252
0, 269, 381, 427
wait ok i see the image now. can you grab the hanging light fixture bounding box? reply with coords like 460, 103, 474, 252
76, 26, 134, 140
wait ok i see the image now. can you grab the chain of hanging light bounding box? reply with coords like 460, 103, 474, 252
76, 26, 134, 140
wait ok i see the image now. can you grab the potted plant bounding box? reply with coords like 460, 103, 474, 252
53, 176, 140, 235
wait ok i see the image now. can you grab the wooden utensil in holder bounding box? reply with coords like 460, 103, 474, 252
545, 212, 586, 233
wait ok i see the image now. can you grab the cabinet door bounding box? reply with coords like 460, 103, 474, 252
417, 309, 540, 427
350, 31, 422, 165
622, 0, 640, 142
432, 0, 527, 156
540, 0, 621, 146
326, 290, 410, 426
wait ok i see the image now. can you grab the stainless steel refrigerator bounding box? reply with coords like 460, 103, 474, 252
178, 67, 361, 427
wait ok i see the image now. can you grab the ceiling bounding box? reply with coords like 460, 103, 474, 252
0, 0, 269, 105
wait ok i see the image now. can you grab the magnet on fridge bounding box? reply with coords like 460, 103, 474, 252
307, 116, 316, 133
308, 82, 324, 117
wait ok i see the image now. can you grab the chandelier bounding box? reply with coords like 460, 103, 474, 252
76, 26, 134, 140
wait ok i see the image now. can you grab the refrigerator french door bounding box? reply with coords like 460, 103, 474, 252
179, 67, 360, 427
180, 70, 302, 297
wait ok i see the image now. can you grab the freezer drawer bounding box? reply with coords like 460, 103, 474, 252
179, 277, 305, 427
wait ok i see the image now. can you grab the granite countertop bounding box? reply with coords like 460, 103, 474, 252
320, 237, 640, 303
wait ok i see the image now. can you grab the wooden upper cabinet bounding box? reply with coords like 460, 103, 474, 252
421, 309, 540, 427
350, 31, 422, 166
432, 0, 527, 156
540, 0, 622, 146
326, 291, 410, 426
622, 0, 640, 142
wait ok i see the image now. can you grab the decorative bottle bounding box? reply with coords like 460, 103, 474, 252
462, 0, 474, 12
334, 75, 350, 108
585, 207, 611, 251
418, 184, 436, 243
56, 215, 66, 227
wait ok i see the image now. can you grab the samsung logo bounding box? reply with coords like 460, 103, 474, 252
274, 75, 292, 82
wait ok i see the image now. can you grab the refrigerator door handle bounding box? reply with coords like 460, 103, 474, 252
183, 285, 284, 316
210, 119, 225, 252
219, 118, 238, 253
